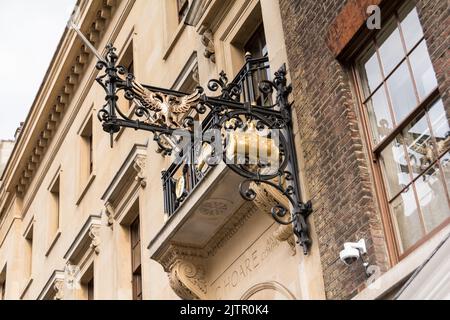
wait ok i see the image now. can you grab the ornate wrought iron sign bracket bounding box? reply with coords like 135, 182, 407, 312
95, 44, 313, 254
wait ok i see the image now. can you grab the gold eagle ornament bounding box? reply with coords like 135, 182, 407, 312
132, 81, 202, 128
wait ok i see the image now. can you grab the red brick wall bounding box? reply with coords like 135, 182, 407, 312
417, 0, 450, 115
326, 0, 382, 57
279, 0, 449, 299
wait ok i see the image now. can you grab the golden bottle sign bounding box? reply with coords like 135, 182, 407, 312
226, 122, 280, 167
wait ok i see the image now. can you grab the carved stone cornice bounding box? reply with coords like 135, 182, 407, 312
63, 214, 102, 264
195, 0, 233, 33
157, 244, 206, 272
37, 270, 65, 300
9, 0, 119, 197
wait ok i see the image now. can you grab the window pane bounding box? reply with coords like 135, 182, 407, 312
441, 152, 450, 193
380, 138, 411, 199
132, 243, 141, 272
402, 113, 434, 177
428, 99, 450, 156
409, 41, 437, 100
378, 22, 404, 75
244, 24, 267, 59
365, 86, 393, 144
358, 47, 382, 97
387, 62, 417, 123
391, 187, 424, 253
400, 7, 424, 52
415, 164, 450, 232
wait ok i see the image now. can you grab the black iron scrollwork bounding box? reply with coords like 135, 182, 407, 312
208, 71, 242, 101
95, 44, 313, 254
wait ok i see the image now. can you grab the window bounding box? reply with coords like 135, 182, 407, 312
243, 24, 271, 106
174, 58, 200, 125
24, 222, 34, 279
80, 263, 94, 300
118, 42, 134, 112
87, 278, 94, 300
177, 0, 189, 23
244, 24, 268, 59
80, 116, 93, 177
130, 216, 142, 300
0, 266, 6, 300
49, 175, 61, 237
354, 3, 450, 257
0, 281, 4, 300
178, 64, 199, 94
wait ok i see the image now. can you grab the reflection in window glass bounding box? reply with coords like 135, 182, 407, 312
380, 138, 411, 198
387, 62, 417, 123
358, 48, 382, 97
391, 187, 424, 252
428, 100, 450, 156
402, 113, 434, 177
400, 7, 424, 52
409, 41, 438, 100
355, 2, 447, 256
415, 164, 450, 232
441, 152, 450, 193
378, 24, 404, 75
365, 86, 393, 144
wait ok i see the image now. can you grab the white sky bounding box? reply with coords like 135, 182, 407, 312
0, 0, 76, 140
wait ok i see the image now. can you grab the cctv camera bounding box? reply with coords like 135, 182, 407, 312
339, 239, 366, 266
340, 246, 360, 265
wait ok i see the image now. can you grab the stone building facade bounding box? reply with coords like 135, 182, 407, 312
0, 0, 449, 300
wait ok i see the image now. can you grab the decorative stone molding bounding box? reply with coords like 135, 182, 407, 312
151, 198, 293, 300
104, 202, 115, 226
133, 155, 147, 188
89, 225, 101, 254
273, 225, 296, 255
201, 28, 215, 63
157, 244, 206, 272
205, 200, 259, 256
168, 259, 207, 300
252, 183, 296, 254
148, 166, 297, 299
152, 242, 208, 300
53, 279, 65, 300
64, 264, 81, 291
240, 281, 297, 300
